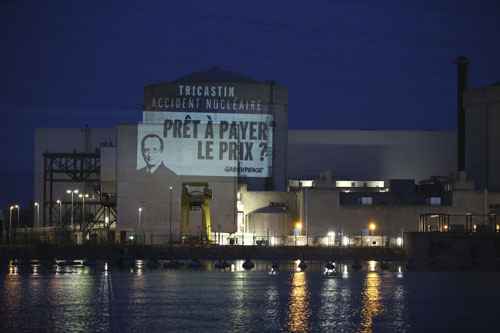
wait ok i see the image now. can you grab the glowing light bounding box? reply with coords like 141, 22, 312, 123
396, 237, 403, 247
368, 260, 376, 272
443, 225, 448, 231
136, 260, 143, 275
473, 224, 477, 231
342, 236, 350, 246
397, 266, 403, 278
326, 231, 336, 246
496, 224, 500, 232
368, 223, 376, 232
342, 264, 349, 279
295, 222, 303, 231
138, 207, 143, 212
294, 259, 302, 272
34, 202, 39, 207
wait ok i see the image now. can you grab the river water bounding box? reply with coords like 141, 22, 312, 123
0, 260, 499, 332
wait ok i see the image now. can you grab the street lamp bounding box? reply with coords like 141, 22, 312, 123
327, 231, 335, 246
342, 235, 350, 247
66, 189, 79, 229
34, 202, 40, 228
9, 205, 20, 243
368, 222, 376, 236
56, 200, 62, 225
294, 222, 302, 246
169, 186, 173, 245
137, 207, 143, 243
78, 193, 89, 228
9, 206, 14, 243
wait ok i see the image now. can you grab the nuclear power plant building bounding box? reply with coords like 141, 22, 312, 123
33, 67, 500, 245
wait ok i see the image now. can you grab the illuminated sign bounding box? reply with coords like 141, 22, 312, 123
137, 112, 273, 177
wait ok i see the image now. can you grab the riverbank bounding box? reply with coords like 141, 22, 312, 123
0, 244, 406, 261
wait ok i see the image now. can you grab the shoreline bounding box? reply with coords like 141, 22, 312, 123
0, 244, 406, 261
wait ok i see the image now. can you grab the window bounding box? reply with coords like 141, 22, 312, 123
361, 197, 373, 205
299, 180, 313, 187
429, 197, 442, 206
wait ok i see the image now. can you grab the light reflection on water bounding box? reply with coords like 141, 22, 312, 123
288, 272, 310, 332
1, 261, 500, 332
359, 272, 382, 333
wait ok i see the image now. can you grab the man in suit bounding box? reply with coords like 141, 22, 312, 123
139, 134, 170, 175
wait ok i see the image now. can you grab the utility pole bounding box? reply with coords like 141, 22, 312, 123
169, 186, 173, 245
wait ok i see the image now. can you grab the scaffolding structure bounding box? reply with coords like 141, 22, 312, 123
42, 152, 116, 239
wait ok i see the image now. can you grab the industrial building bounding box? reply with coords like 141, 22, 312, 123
31, 63, 500, 245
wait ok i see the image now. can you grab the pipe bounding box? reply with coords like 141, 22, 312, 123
454, 56, 469, 172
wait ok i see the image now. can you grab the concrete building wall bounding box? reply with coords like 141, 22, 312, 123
288, 130, 456, 181
240, 186, 299, 237
464, 85, 500, 191
247, 213, 287, 238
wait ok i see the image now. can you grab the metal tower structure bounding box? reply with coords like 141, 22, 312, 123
42, 151, 116, 238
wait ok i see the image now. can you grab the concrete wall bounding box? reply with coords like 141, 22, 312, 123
239, 187, 297, 240
405, 232, 500, 271
288, 130, 456, 181
464, 85, 500, 191
247, 213, 287, 238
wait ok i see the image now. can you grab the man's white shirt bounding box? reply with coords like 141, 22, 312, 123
147, 163, 161, 174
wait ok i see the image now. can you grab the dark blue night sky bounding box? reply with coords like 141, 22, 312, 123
1, 0, 500, 208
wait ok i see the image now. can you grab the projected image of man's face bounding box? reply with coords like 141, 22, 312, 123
142, 135, 163, 168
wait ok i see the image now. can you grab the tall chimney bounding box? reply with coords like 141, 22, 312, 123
454, 56, 469, 172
